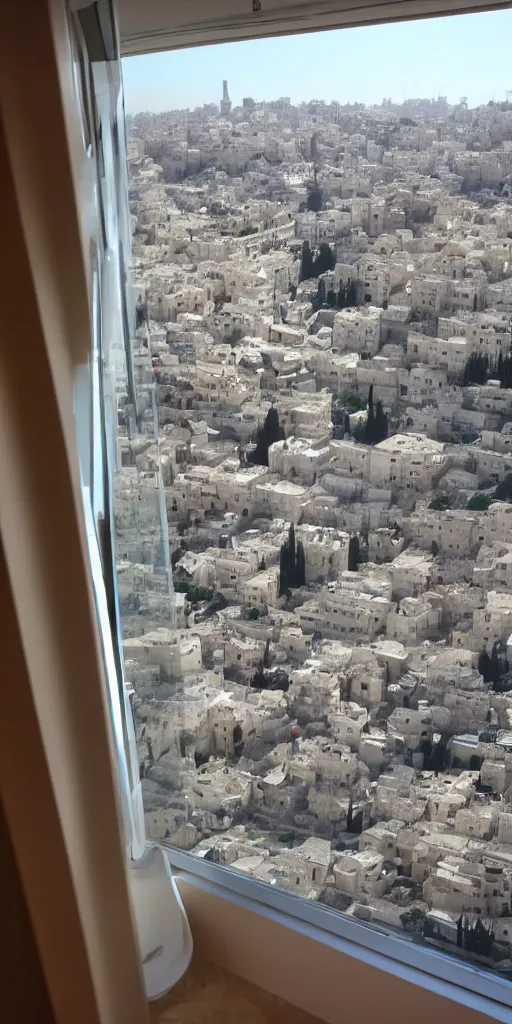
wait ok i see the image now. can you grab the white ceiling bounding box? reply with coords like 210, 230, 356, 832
118, 0, 511, 57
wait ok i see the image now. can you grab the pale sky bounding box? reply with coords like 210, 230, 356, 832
122, 9, 512, 113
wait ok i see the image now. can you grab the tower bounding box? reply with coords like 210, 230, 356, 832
220, 79, 231, 118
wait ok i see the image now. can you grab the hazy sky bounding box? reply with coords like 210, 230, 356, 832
122, 9, 512, 113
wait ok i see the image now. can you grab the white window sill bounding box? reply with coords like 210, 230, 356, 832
167, 848, 512, 1023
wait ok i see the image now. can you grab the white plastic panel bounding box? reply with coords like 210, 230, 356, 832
118, 0, 512, 56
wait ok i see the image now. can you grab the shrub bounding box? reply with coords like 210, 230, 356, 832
428, 494, 451, 511
173, 580, 213, 603
494, 473, 512, 502
338, 392, 366, 413
466, 492, 493, 511
400, 908, 427, 935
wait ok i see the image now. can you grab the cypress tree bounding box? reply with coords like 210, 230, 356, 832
313, 243, 335, 277
279, 541, 289, 595
248, 406, 284, 466
337, 282, 346, 309
346, 798, 353, 831
299, 240, 315, 282
346, 279, 358, 306
463, 352, 490, 387
263, 639, 271, 669
296, 540, 306, 586
506, 354, 512, 390
491, 640, 501, 685
288, 522, 296, 575
279, 523, 306, 591
374, 400, 389, 443
306, 186, 323, 212
251, 665, 266, 689
365, 404, 375, 444
479, 647, 493, 683
348, 535, 361, 571
495, 473, 512, 501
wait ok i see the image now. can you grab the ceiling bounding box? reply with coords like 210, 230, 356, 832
118, 0, 511, 57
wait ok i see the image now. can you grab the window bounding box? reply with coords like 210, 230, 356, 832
57, 0, 512, 1011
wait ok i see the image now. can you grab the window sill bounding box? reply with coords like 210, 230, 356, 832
167, 850, 512, 1024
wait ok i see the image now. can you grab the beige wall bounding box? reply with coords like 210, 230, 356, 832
178, 879, 498, 1024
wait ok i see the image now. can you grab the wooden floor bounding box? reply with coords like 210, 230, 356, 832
149, 959, 324, 1024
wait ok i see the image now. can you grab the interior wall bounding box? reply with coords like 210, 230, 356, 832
0, 792, 55, 1023
178, 879, 498, 1024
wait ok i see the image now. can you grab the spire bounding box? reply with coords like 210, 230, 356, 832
220, 80, 232, 117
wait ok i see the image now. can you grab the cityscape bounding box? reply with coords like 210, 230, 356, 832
119, 82, 512, 972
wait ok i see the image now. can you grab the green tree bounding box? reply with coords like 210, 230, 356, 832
498, 353, 512, 389
491, 640, 502, 686
400, 908, 427, 936
187, 584, 213, 603
306, 186, 323, 212
348, 535, 361, 572
458, 915, 495, 957
494, 474, 512, 501
346, 797, 353, 830
279, 522, 306, 593
250, 665, 266, 689
479, 647, 493, 683
429, 495, 452, 511
341, 392, 366, 412
299, 240, 315, 282
463, 352, 490, 387
466, 492, 493, 511
364, 402, 375, 444
248, 406, 284, 467
373, 400, 388, 443
135, 299, 147, 329
346, 278, 358, 307
246, 606, 260, 620
279, 538, 290, 595
313, 243, 335, 276
296, 540, 306, 586
263, 638, 271, 668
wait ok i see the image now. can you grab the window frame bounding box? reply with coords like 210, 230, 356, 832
165, 850, 512, 1015
118, 0, 512, 55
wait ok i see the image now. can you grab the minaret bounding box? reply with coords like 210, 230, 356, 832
220, 80, 231, 117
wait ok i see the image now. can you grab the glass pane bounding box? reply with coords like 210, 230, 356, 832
117, 6, 512, 989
